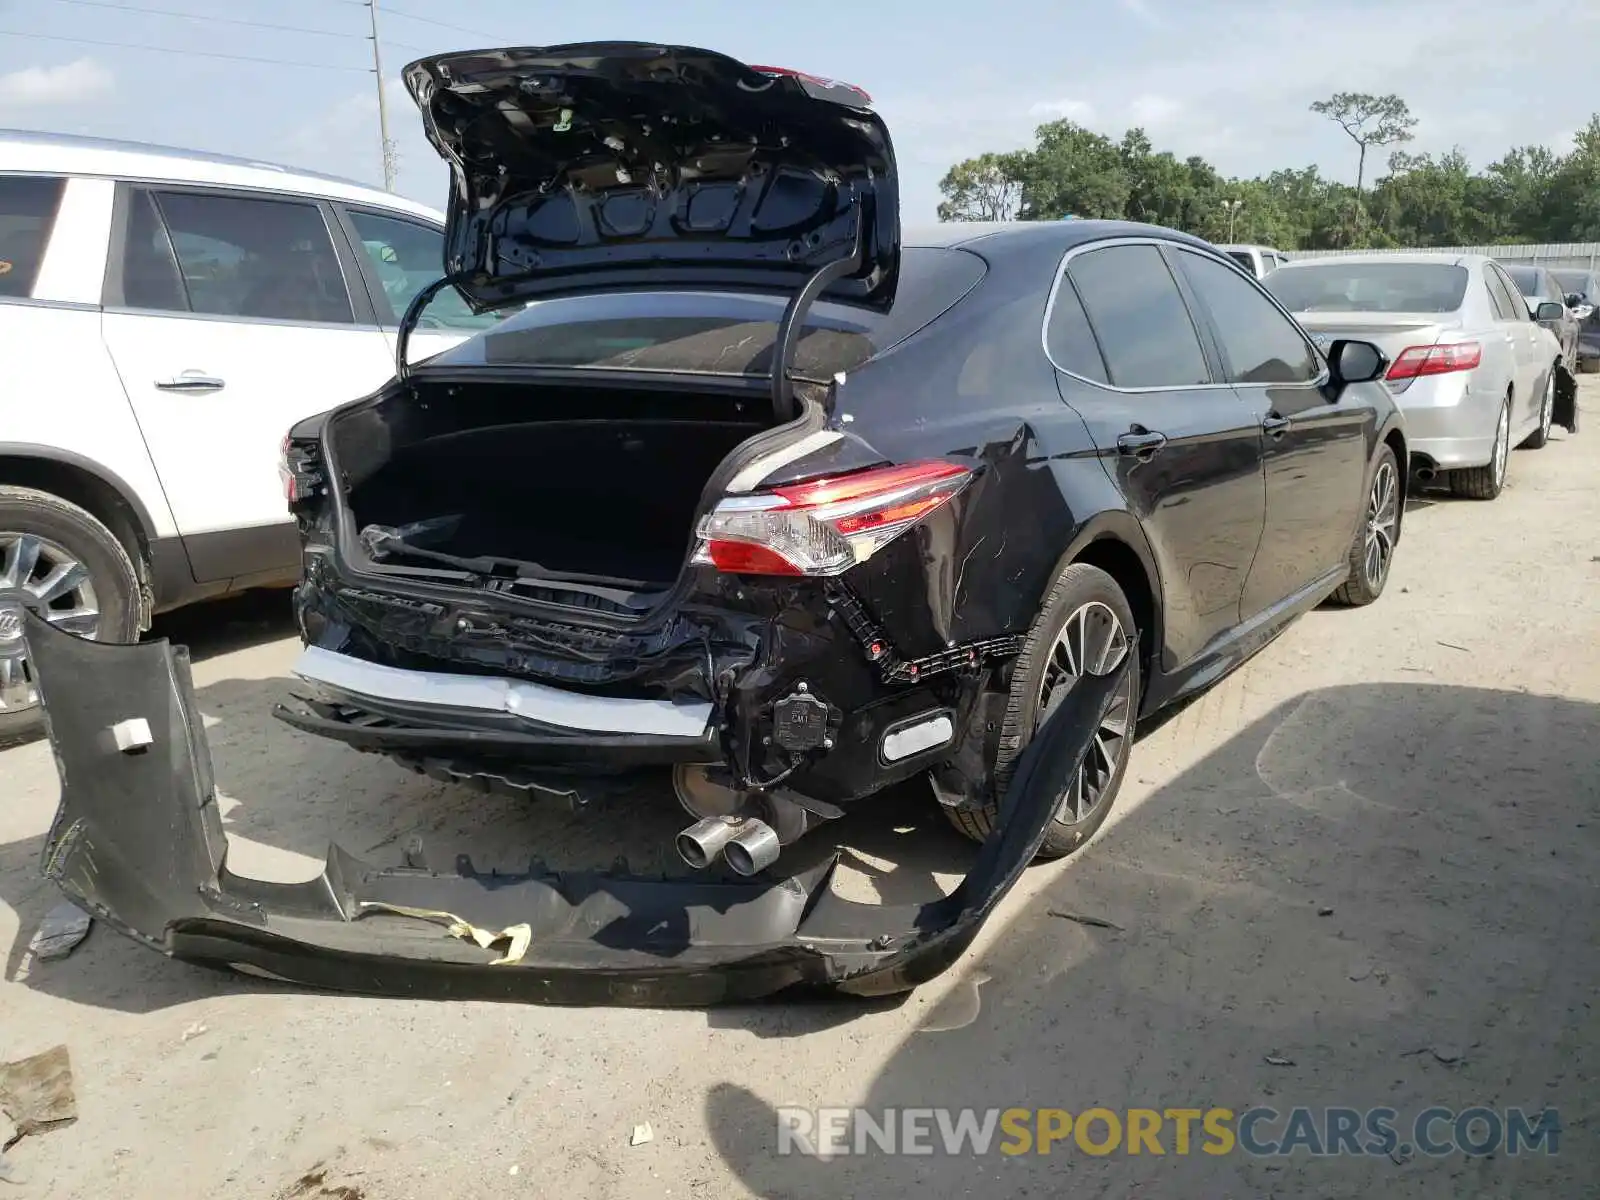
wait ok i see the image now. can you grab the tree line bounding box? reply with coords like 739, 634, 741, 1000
937, 92, 1600, 251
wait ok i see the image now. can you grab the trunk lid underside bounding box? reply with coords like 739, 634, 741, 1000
402, 42, 900, 313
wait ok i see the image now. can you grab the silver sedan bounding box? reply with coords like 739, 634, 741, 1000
1265, 253, 1564, 499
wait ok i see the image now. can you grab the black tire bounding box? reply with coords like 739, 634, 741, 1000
1330, 444, 1399, 606
1520, 366, 1557, 450
1449, 394, 1511, 500
942, 562, 1140, 860
0, 486, 142, 743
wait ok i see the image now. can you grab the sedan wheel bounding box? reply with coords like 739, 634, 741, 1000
1520, 369, 1556, 450
1037, 601, 1134, 825
1450, 397, 1512, 500
1361, 459, 1399, 591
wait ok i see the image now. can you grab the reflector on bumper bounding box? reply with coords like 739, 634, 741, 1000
25, 611, 1126, 1006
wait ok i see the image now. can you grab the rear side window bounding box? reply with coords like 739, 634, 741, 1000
1044, 275, 1108, 383
115, 188, 354, 324
1066, 244, 1210, 388
343, 208, 497, 332
1174, 249, 1320, 385
1487, 267, 1528, 321
0, 175, 65, 299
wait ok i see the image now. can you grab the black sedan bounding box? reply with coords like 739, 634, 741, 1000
23, 43, 1407, 1005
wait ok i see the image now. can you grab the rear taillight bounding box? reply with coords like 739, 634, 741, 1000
1386, 341, 1481, 382
748, 64, 872, 103
693, 460, 972, 576
279, 434, 325, 507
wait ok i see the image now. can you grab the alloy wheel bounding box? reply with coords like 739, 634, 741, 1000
1035, 601, 1134, 825
0, 532, 101, 717
1364, 459, 1399, 589
1539, 373, 1555, 442
1491, 403, 1510, 490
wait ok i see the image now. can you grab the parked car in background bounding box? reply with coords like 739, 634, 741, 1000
1548, 267, 1600, 372
1500, 263, 1580, 371
1217, 243, 1290, 279
1265, 253, 1575, 501
0, 129, 494, 737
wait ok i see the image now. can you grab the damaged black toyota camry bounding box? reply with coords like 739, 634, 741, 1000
28, 42, 1406, 1006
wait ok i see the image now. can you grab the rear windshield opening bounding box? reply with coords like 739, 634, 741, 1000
426, 246, 988, 381
1265, 263, 1469, 314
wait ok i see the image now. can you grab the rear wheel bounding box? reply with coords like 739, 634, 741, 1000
1519, 367, 1556, 450
0, 487, 141, 742
942, 563, 1139, 860
1450, 395, 1511, 500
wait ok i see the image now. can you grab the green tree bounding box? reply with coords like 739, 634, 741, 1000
936, 152, 1025, 222
1309, 92, 1418, 240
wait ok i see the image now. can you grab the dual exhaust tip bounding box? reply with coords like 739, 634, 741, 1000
675, 815, 781, 877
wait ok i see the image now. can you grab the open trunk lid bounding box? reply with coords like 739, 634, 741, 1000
402, 42, 899, 315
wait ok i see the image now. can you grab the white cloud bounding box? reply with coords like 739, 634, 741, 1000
1127, 94, 1183, 129
1119, 0, 1168, 29
1030, 99, 1096, 122
0, 58, 112, 109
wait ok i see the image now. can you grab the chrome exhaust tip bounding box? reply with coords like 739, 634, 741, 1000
675, 816, 741, 870
723, 818, 782, 877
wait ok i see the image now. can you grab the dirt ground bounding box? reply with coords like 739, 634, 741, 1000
3, 381, 1598, 1199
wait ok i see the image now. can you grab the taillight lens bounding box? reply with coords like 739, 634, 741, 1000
693, 460, 972, 576
279, 434, 325, 507
748, 64, 872, 103
1386, 341, 1482, 383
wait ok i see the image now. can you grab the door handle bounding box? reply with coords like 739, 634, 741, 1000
1116, 426, 1167, 461
1262, 413, 1292, 438
156, 371, 226, 392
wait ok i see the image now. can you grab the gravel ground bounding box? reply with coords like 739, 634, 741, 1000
2, 381, 1597, 1198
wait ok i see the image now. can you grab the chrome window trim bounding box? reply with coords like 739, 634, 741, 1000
1041, 235, 1329, 394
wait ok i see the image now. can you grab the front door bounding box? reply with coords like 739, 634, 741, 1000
100, 186, 397, 581
1048, 241, 1267, 670
1167, 246, 1370, 619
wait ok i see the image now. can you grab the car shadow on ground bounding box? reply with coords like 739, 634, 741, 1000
701, 683, 1600, 1197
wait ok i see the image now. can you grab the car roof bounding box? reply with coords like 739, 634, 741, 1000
0, 128, 444, 222
1215, 243, 1285, 254
905, 219, 1221, 256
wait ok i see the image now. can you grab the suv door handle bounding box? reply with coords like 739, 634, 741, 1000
1116, 427, 1167, 460
1262, 413, 1292, 438
156, 372, 226, 392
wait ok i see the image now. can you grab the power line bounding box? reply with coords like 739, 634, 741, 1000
40, 0, 360, 39
379, 2, 497, 41
0, 28, 371, 71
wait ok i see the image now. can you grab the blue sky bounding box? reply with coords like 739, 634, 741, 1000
1, 0, 1595, 232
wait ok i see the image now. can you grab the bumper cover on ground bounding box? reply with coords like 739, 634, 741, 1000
25, 612, 1122, 1006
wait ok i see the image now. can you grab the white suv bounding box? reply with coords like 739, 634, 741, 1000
0, 129, 492, 737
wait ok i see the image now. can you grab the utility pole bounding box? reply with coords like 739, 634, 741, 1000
366, 0, 397, 191
1222, 198, 1243, 242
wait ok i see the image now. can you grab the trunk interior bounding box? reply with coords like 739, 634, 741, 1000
331, 379, 778, 588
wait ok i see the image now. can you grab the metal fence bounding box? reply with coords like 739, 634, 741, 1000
1294, 243, 1600, 272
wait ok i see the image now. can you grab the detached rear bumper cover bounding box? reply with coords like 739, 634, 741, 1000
26, 612, 1122, 1005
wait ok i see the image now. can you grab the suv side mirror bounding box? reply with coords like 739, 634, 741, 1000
1535, 301, 1565, 322
1327, 338, 1387, 386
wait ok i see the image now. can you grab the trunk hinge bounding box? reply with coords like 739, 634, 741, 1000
769, 217, 866, 423
394, 271, 479, 383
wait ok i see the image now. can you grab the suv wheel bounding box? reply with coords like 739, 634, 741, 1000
0, 487, 141, 742
942, 562, 1140, 860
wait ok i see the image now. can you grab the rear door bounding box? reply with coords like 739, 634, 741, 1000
332, 205, 499, 367
1169, 245, 1368, 618
1486, 263, 1541, 407
1048, 240, 1266, 669
100, 185, 397, 581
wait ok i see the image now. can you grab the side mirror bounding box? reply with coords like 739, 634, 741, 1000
1326, 338, 1388, 386
1535, 301, 1565, 322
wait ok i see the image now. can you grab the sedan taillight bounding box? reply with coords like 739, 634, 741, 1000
1386, 341, 1482, 382
279, 434, 325, 508
693, 460, 972, 576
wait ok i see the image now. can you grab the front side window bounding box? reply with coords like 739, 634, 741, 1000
121, 189, 353, 324
1176, 249, 1320, 385
343, 208, 498, 332
0, 175, 65, 299
1066, 244, 1210, 388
